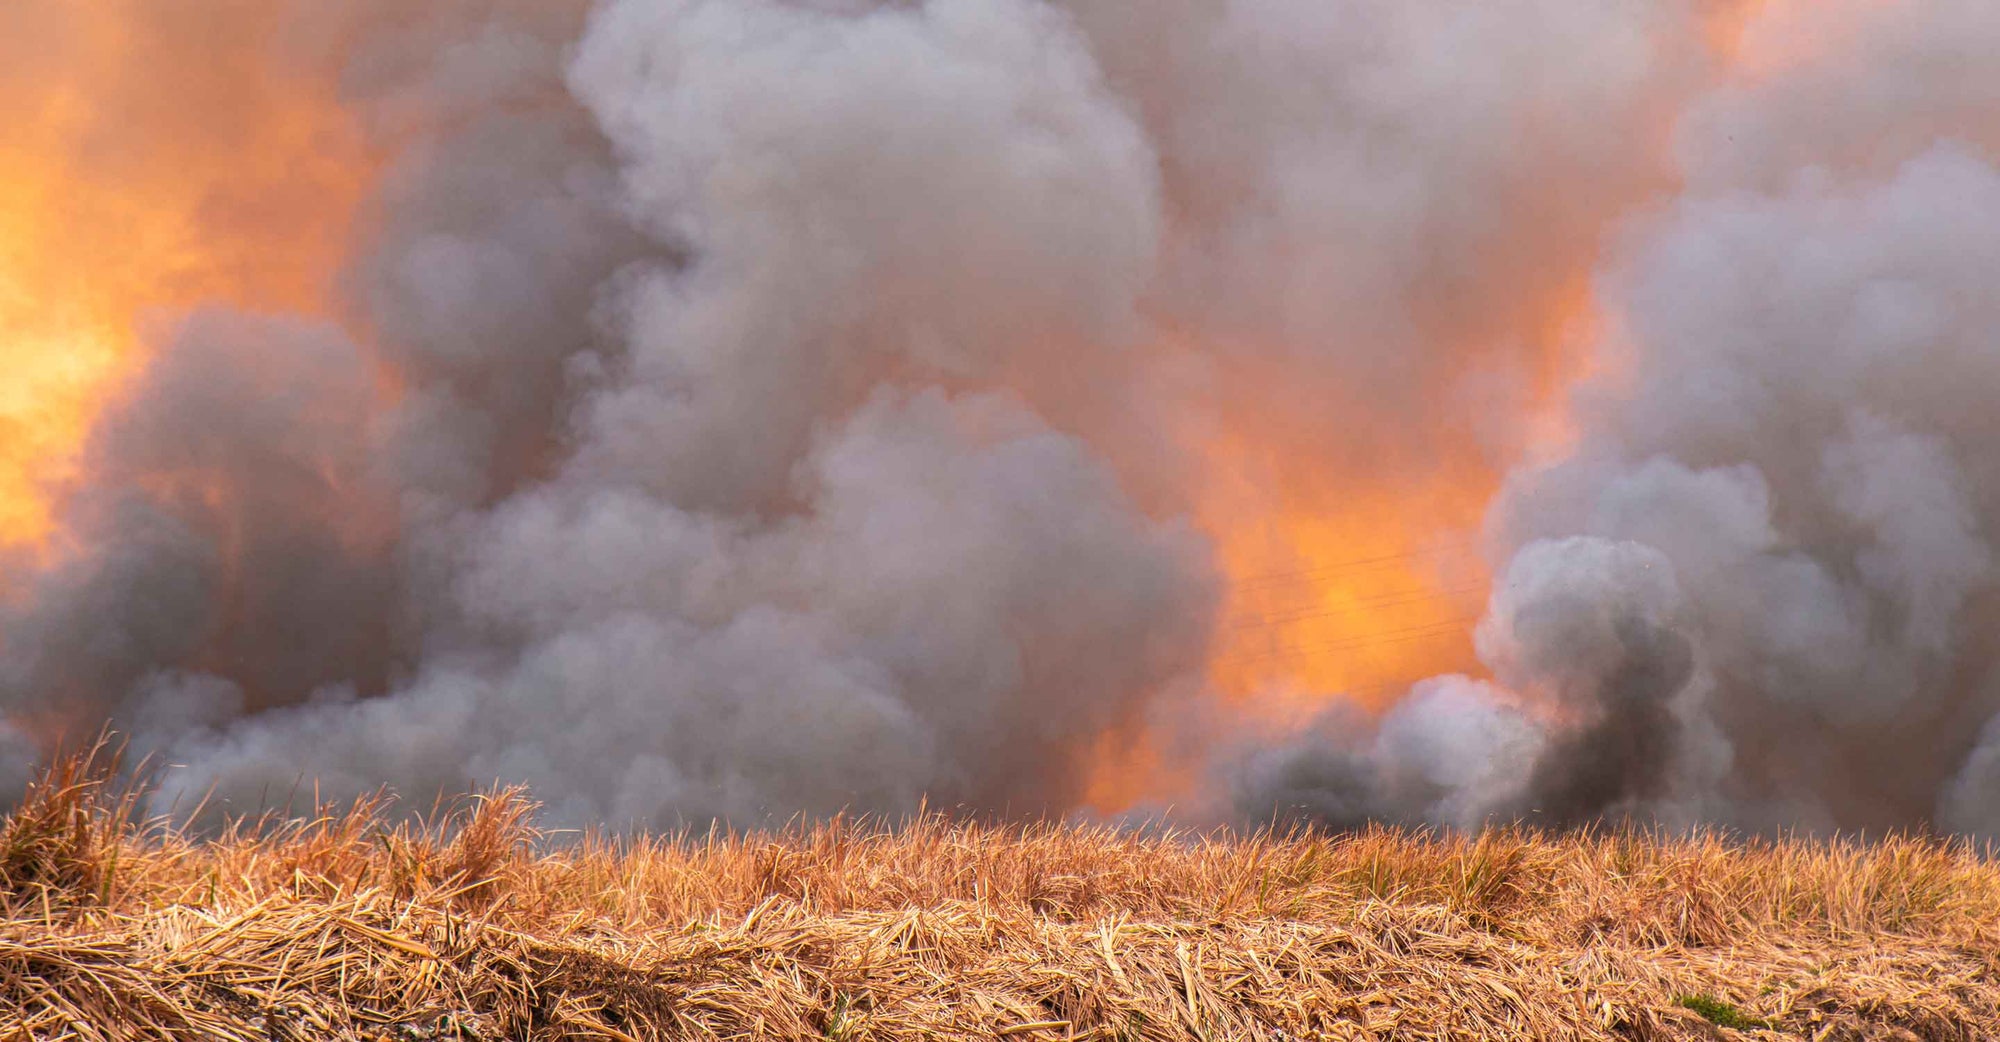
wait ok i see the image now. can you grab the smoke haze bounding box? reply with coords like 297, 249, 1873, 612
4, 0, 2000, 836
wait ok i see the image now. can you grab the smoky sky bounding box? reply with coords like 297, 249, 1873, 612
5, 0, 2000, 837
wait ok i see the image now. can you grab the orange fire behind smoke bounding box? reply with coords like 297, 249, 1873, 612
0, 0, 1785, 815
1079, 0, 1781, 814
1078, 284, 1605, 814
0, 1, 371, 553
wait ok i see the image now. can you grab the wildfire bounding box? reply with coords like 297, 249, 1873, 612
1078, 0, 1785, 815
0, 0, 1876, 824
1199, 446, 1487, 716
0, 1, 371, 554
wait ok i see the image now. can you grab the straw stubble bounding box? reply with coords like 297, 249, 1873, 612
0, 752, 1992, 1040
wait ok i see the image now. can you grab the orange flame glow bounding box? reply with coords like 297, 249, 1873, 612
0, 0, 1817, 817
1079, 0, 1784, 815
1085, 292, 1602, 814
0, 2, 373, 553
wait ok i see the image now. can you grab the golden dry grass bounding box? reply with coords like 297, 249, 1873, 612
0, 749, 1995, 1040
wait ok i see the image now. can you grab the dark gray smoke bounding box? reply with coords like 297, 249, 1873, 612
7, 0, 2000, 836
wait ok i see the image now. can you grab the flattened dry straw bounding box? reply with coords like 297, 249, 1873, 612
0, 752, 1995, 1040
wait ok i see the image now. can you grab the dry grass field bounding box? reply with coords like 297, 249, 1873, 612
1, 749, 1996, 1041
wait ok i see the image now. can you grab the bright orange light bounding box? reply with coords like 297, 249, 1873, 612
1077, 0, 1807, 816
0, 1, 373, 555
1077, 272, 1610, 816
1196, 438, 1488, 720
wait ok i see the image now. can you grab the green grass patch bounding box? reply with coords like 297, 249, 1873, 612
1676, 994, 1772, 1031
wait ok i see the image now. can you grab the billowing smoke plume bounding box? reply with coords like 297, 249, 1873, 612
1241, 0, 2000, 837
6, 0, 2000, 836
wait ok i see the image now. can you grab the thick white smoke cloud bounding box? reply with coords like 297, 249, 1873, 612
158, 384, 1212, 826
1247, 2, 2000, 836
110, 0, 1214, 829
8, 0, 2000, 836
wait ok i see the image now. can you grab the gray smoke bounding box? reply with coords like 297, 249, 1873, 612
9, 0, 2000, 836
7, 0, 1217, 829
1236, 537, 1713, 831
1242, 1, 2000, 837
